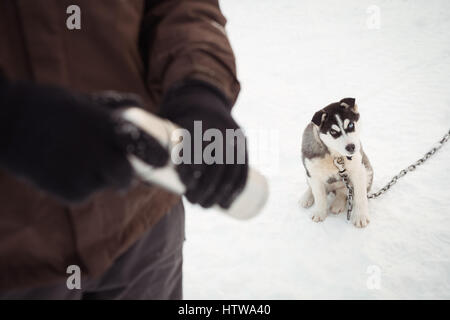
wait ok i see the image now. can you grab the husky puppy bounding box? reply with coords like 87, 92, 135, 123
300, 98, 373, 227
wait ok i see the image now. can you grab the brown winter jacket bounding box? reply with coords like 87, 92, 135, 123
0, 0, 240, 290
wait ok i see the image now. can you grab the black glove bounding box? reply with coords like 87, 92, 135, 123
0, 77, 168, 203
160, 80, 248, 209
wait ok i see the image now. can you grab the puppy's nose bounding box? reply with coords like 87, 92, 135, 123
345, 144, 355, 153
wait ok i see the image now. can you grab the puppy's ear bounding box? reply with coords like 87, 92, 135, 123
339, 97, 358, 112
312, 110, 327, 127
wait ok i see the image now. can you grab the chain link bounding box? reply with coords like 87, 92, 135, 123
334, 129, 450, 220
367, 129, 450, 199
333, 157, 353, 220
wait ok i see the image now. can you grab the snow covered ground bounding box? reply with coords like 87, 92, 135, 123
183, 0, 450, 299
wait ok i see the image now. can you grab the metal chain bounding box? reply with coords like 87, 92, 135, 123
334, 129, 450, 220
333, 157, 353, 220
367, 129, 450, 199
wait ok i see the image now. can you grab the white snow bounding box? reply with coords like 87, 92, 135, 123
183, 0, 450, 299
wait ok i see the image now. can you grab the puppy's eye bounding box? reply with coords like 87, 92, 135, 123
329, 129, 340, 137
348, 122, 354, 129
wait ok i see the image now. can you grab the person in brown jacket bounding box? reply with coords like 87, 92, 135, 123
0, 0, 247, 299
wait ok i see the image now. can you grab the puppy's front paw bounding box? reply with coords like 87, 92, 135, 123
351, 208, 370, 228
312, 210, 327, 222
300, 190, 314, 208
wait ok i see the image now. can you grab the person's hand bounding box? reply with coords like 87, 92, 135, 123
0, 79, 168, 203
160, 80, 248, 209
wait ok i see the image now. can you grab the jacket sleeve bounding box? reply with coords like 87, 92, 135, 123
141, 0, 240, 106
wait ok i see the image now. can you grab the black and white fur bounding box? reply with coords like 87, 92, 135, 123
300, 98, 373, 228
